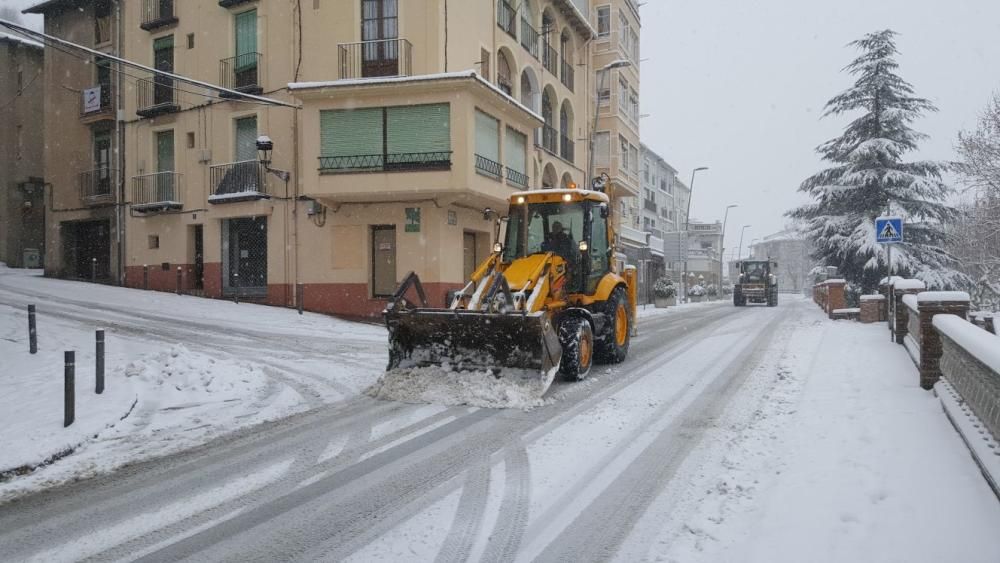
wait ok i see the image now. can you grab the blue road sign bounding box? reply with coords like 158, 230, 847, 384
876, 216, 903, 244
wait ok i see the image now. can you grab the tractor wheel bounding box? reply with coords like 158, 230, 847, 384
595, 287, 631, 364
559, 317, 594, 380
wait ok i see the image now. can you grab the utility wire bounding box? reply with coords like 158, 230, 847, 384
0, 68, 41, 111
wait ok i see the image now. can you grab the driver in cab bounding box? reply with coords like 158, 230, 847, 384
543, 221, 576, 263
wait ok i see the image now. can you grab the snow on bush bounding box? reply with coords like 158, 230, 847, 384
653, 277, 676, 298
688, 284, 706, 297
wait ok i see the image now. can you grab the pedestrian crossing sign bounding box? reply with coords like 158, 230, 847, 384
875, 216, 903, 244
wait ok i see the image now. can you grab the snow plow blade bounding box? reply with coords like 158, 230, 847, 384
385, 309, 562, 380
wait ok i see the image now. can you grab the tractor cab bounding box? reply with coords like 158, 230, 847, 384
501, 190, 611, 295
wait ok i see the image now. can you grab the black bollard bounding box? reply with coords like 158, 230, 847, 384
64, 351, 75, 427
233, 272, 240, 304
176, 266, 183, 295
297, 283, 304, 315
91, 258, 97, 282
95, 330, 105, 394
28, 304, 37, 354
143, 264, 149, 290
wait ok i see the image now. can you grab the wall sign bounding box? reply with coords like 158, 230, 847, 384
405, 207, 421, 233
83, 87, 102, 113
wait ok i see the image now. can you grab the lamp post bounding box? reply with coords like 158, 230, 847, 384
719, 204, 737, 295
736, 225, 751, 262
587, 59, 633, 190
681, 166, 708, 300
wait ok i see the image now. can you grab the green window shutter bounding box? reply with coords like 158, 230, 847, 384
504, 127, 526, 174
475, 110, 499, 163
235, 116, 257, 161
320, 108, 383, 167
156, 130, 174, 172
386, 104, 450, 159
235, 10, 257, 72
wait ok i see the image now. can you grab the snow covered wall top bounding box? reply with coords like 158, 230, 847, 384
933, 315, 1000, 375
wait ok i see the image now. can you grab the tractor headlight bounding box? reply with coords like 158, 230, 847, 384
578, 240, 589, 252
516, 196, 525, 204
493, 242, 503, 253
562, 193, 573, 202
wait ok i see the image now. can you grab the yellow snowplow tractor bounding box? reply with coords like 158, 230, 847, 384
383, 188, 637, 388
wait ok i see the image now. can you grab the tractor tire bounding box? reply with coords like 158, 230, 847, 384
559, 317, 594, 380
768, 292, 778, 307
595, 286, 631, 364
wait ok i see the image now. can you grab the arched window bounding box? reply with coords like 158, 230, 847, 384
559, 102, 573, 162
497, 51, 512, 96
541, 90, 556, 154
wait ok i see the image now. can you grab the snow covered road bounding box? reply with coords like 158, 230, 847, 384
2, 274, 999, 562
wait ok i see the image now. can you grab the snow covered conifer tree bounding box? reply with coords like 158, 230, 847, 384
788, 30, 965, 292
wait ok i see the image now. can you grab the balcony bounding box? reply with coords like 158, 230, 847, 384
140, 0, 178, 31
559, 133, 574, 163
220, 53, 262, 98
338, 38, 412, 79
506, 167, 528, 189
541, 125, 558, 155
520, 19, 539, 59
497, 0, 516, 39
497, 74, 513, 96
319, 151, 452, 174
131, 172, 182, 212
79, 168, 116, 204
542, 43, 559, 77
218, 0, 254, 7
209, 160, 269, 203
560, 59, 574, 92
136, 76, 179, 118
80, 84, 113, 123
644, 199, 658, 213
475, 154, 503, 181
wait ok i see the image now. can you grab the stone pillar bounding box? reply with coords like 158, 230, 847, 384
860, 294, 885, 323
892, 280, 925, 344
826, 279, 846, 318
987, 315, 996, 335
917, 294, 971, 389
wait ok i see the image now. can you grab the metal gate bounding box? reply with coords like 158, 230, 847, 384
222, 217, 267, 296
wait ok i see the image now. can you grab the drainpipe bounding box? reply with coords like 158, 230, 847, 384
114, 0, 125, 285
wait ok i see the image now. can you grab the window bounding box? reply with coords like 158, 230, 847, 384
235, 116, 257, 161
593, 131, 610, 167
618, 76, 628, 114
497, 51, 512, 95
630, 28, 639, 61
361, 0, 399, 77
597, 69, 610, 105
629, 144, 639, 175
596, 6, 610, 38
153, 35, 174, 106
620, 135, 629, 171
16, 67, 22, 93
643, 160, 650, 182
148, 235, 160, 249
475, 109, 501, 178
187, 131, 195, 148
96, 58, 111, 108
618, 11, 629, 49
95, 0, 111, 44
187, 33, 195, 49
505, 127, 527, 186
629, 87, 639, 122
319, 104, 450, 171
480, 48, 490, 81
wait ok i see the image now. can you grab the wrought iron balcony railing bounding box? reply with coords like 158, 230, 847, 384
497, 75, 513, 96
475, 154, 503, 180
319, 151, 452, 173
140, 0, 178, 31
542, 43, 559, 77
220, 52, 262, 96
131, 171, 182, 211
338, 38, 412, 79
560, 133, 575, 162
209, 160, 269, 203
497, 0, 516, 39
561, 59, 574, 92
521, 19, 539, 59
506, 167, 528, 188
136, 76, 179, 117
79, 168, 115, 203
541, 125, 558, 155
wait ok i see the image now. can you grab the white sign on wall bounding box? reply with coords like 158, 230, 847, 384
83, 87, 102, 113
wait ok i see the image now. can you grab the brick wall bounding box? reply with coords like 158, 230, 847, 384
860, 295, 885, 323
892, 286, 923, 344
912, 299, 970, 389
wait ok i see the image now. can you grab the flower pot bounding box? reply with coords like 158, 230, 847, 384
690, 295, 704, 303
654, 296, 675, 308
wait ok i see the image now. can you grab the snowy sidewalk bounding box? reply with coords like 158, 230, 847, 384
643, 301, 1000, 563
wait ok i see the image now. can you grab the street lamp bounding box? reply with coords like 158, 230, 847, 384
736, 225, 751, 261
681, 166, 708, 300
587, 59, 633, 191
719, 204, 737, 294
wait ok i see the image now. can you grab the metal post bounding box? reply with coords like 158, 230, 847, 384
28, 304, 37, 354
143, 264, 149, 290
176, 266, 182, 295
297, 283, 304, 315
64, 351, 75, 427
233, 272, 240, 304
91, 257, 98, 282
95, 330, 105, 394
887, 198, 893, 341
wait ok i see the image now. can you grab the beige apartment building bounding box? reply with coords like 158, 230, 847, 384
27, 0, 123, 281
0, 31, 45, 269
29, 0, 640, 319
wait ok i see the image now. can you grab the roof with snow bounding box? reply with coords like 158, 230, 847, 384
0, 31, 44, 50
22, 0, 74, 14
289, 70, 544, 124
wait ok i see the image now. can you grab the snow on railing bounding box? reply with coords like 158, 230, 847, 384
933, 314, 1000, 443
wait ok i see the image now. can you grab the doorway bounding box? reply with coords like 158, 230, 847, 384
61, 219, 111, 279
192, 225, 204, 290
463, 231, 478, 281
222, 217, 267, 296
371, 226, 396, 297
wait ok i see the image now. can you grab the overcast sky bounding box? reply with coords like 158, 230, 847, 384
8, 0, 1000, 256
639, 0, 1000, 256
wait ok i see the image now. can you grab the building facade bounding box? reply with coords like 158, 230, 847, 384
27, 0, 124, 281
0, 32, 45, 269
29, 0, 641, 318
686, 219, 722, 290
749, 229, 814, 293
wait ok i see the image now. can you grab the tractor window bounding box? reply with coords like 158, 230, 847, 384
503, 202, 584, 262
587, 203, 610, 293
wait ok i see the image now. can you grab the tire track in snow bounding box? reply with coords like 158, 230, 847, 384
433, 459, 492, 563
481, 444, 532, 563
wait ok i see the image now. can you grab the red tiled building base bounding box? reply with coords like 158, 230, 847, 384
125, 263, 198, 292
302, 282, 463, 319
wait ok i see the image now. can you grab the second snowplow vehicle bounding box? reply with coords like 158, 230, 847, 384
733, 259, 779, 307
384, 188, 637, 388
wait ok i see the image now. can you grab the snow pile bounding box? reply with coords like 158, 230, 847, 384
894, 279, 926, 290
917, 291, 971, 303
859, 294, 885, 301
365, 365, 558, 409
